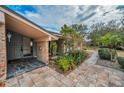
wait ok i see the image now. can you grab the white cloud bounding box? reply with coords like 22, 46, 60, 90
15, 5, 124, 32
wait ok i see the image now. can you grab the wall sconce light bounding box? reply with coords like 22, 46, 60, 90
39, 47, 42, 50
30, 41, 33, 46
7, 32, 12, 42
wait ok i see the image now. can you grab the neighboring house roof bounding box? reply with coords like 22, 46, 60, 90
0, 6, 58, 41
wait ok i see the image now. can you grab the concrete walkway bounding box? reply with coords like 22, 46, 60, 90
6, 50, 124, 87
84, 50, 98, 65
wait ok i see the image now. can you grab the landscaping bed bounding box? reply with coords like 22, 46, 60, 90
49, 50, 88, 75
97, 48, 124, 71
96, 59, 124, 72
117, 57, 124, 69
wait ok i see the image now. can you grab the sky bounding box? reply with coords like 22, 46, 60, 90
7, 5, 124, 33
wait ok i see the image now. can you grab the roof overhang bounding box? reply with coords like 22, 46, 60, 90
0, 6, 58, 41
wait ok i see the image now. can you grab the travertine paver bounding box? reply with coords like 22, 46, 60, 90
84, 50, 98, 65
5, 51, 124, 87
96, 59, 124, 72
5, 63, 124, 87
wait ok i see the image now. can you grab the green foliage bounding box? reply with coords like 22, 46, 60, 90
98, 48, 117, 61
99, 33, 122, 48
50, 42, 57, 56
60, 24, 84, 52
116, 31, 124, 46
90, 33, 101, 46
57, 56, 70, 72
68, 50, 87, 65
71, 24, 87, 35
89, 21, 124, 47
57, 50, 87, 72
110, 34, 122, 47
117, 57, 124, 68
57, 55, 76, 72
60, 24, 75, 37
99, 33, 112, 46
98, 48, 111, 60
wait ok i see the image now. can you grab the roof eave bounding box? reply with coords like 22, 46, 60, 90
0, 6, 58, 40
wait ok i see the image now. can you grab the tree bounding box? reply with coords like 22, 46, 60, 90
71, 24, 87, 35
99, 33, 122, 48
71, 24, 87, 49
118, 27, 124, 46
60, 24, 75, 52
61, 24, 75, 37
60, 24, 84, 52
109, 34, 122, 48
50, 41, 57, 56
99, 33, 112, 47
89, 20, 124, 46
99, 33, 123, 62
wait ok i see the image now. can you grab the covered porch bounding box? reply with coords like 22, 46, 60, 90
0, 6, 58, 79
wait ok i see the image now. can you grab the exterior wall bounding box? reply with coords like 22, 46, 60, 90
0, 11, 7, 81
37, 41, 49, 64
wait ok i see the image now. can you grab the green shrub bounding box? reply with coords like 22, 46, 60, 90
57, 50, 87, 72
117, 57, 124, 68
98, 48, 117, 61
74, 51, 87, 64
57, 56, 70, 72
50, 42, 57, 56
98, 48, 111, 60
68, 50, 87, 65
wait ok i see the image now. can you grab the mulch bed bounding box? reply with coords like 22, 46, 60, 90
49, 61, 73, 75
48, 52, 91, 76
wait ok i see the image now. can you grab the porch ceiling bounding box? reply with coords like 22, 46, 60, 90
5, 14, 58, 41
0, 6, 58, 41
5, 14, 45, 39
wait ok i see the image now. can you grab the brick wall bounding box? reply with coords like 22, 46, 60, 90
37, 41, 49, 64
0, 11, 7, 81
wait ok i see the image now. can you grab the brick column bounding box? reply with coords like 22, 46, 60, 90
0, 11, 7, 81
37, 41, 49, 64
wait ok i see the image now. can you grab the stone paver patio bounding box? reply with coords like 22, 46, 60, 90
5, 51, 124, 87
84, 50, 98, 65
6, 64, 124, 87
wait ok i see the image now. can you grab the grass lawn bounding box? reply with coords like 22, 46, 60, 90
117, 50, 124, 57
